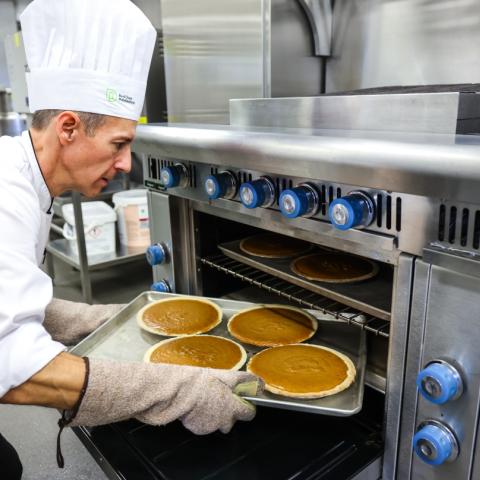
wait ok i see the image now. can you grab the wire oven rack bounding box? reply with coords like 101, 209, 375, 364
201, 253, 390, 338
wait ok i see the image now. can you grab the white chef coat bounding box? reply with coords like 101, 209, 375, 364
0, 130, 66, 397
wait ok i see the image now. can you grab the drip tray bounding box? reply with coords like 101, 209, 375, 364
218, 240, 392, 321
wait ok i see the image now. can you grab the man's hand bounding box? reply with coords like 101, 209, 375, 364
69, 358, 262, 435
44, 298, 124, 345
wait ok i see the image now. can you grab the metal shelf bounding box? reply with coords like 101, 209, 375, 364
46, 238, 145, 270
46, 183, 146, 303
201, 253, 390, 338
219, 239, 392, 321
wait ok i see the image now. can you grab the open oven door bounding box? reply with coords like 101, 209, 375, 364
73, 389, 383, 480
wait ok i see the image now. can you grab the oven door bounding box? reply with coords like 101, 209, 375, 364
73, 389, 383, 480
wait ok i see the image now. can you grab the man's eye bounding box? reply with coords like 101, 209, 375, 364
114, 142, 125, 151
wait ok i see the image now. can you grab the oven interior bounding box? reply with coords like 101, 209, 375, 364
194, 212, 391, 396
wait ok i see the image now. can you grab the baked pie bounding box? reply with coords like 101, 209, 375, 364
228, 305, 317, 347
137, 297, 222, 336
247, 344, 356, 399
144, 335, 247, 370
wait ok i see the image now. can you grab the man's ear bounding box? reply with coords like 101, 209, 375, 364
55, 111, 82, 146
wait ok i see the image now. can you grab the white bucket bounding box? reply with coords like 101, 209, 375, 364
62, 201, 116, 258
112, 189, 150, 249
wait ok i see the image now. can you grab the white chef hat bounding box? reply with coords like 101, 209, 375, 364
19, 0, 156, 121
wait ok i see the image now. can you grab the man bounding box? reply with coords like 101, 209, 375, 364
0, 0, 260, 477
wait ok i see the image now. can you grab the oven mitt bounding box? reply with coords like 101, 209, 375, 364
44, 298, 125, 346
66, 357, 262, 435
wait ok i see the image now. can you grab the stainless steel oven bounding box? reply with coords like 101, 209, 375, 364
126, 90, 480, 480
70, 0, 480, 474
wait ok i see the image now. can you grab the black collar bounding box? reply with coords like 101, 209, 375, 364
28, 130, 54, 214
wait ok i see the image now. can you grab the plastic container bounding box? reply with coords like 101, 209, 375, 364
112, 189, 150, 248
62, 201, 116, 258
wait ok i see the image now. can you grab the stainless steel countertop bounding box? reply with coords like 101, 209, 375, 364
134, 123, 480, 204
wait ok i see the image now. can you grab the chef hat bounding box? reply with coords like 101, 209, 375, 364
19, 0, 156, 121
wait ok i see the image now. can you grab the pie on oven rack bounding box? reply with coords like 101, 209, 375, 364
291, 252, 379, 283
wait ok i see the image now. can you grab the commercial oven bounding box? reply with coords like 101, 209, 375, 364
112, 91, 479, 480
71, 0, 480, 476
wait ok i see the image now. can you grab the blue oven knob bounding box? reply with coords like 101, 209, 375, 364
151, 280, 171, 293
416, 361, 463, 404
240, 177, 276, 209
160, 164, 188, 188
146, 243, 168, 266
328, 191, 375, 230
413, 422, 459, 466
205, 171, 237, 200
279, 183, 319, 218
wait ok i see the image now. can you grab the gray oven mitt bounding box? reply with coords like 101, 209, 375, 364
67, 357, 262, 435
44, 298, 125, 346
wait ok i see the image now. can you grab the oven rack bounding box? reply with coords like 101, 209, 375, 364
201, 254, 390, 338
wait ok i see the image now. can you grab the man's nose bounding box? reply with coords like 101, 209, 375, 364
116, 145, 132, 174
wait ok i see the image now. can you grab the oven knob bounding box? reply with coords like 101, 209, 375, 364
146, 243, 168, 266
239, 177, 276, 209
279, 183, 319, 218
416, 361, 463, 404
160, 164, 189, 188
151, 280, 171, 293
328, 191, 375, 230
413, 421, 459, 466
205, 171, 237, 200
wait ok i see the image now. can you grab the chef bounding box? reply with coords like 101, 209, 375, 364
0, 0, 260, 477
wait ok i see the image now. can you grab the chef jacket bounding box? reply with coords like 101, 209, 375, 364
0, 131, 66, 397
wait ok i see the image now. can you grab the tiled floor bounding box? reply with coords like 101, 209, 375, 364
0, 255, 152, 479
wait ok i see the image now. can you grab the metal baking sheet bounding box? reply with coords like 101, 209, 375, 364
218, 239, 392, 321
70, 291, 366, 416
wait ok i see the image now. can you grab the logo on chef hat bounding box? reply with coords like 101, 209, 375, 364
106, 88, 118, 103
106, 88, 136, 106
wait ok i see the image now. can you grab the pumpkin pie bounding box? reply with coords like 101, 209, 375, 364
240, 233, 311, 258
247, 344, 356, 399
291, 252, 378, 283
144, 335, 247, 370
137, 297, 222, 336
228, 305, 317, 347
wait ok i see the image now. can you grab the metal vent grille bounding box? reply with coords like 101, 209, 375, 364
201, 254, 390, 337
159, 158, 174, 169
147, 156, 159, 179
156, 37, 164, 57
438, 204, 480, 250
375, 194, 402, 232
236, 171, 253, 184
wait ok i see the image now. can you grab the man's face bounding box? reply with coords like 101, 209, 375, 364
62, 116, 136, 197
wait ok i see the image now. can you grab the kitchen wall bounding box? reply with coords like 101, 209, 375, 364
0, 0, 18, 87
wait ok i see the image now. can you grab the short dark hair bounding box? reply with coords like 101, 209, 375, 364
31, 109, 107, 137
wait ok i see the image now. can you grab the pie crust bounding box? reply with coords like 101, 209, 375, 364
228, 305, 317, 347
137, 297, 222, 336
291, 252, 379, 283
247, 344, 356, 399
240, 233, 312, 258
144, 335, 247, 370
